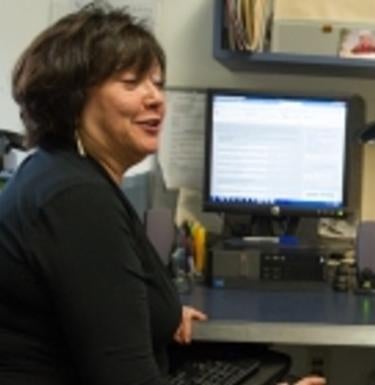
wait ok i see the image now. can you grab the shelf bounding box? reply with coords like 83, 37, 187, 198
213, 0, 375, 78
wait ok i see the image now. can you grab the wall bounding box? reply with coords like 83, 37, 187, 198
158, 0, 375, 220
0, 0, 50, 134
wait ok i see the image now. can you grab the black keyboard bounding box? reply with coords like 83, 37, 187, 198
167, 357, 260, 385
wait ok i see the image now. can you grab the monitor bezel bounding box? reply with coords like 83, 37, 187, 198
203, 88, 364, 218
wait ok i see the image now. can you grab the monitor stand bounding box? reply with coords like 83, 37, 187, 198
222, 214, 319, 247
249, 215, 300, 237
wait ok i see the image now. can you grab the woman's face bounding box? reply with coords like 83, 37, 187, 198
80, 63, 165, 168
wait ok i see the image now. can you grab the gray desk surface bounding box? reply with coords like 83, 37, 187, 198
180, 285, 375, 347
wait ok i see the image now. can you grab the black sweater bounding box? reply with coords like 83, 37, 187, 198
0, 146, 181, 385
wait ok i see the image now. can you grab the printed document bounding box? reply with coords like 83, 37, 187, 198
158, 90, 206, 190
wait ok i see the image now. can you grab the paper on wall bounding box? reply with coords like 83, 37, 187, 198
158, 90, 206, 191
274, 0, 375, 23
175, 188, 223, 234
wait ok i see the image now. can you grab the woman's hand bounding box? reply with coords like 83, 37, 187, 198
173, 306, 207, 344
279, 376, 326, 385
294, 376, 326, 385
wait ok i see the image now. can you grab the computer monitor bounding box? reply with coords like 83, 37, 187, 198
203, 89, 365, 223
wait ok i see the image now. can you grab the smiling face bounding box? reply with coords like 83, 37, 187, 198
79, 63, 165, 180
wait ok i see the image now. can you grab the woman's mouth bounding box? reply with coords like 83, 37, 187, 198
136, 118, 162, 133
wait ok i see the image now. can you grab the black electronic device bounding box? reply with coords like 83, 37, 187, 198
167, 343, 290, 385
203, 89, 364, 221
168, 356, 260, 385
208, 244, 328, 289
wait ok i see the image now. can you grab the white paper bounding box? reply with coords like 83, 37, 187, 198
158, 90, 206, 190
175, 188, 223, 234
104, 0, 161, 32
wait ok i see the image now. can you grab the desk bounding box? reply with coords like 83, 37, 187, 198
181, 285, 375, 347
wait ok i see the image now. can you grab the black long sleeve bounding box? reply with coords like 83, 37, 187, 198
0, 147, 181, 385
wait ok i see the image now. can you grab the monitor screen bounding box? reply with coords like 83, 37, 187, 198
204, 89, 364, 218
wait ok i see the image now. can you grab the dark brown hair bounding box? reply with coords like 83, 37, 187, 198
12, 4, 165, 148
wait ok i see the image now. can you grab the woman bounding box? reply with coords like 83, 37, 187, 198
0, 4, 325, 385
0, 5, 205, 385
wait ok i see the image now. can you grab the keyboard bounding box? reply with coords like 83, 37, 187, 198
167, 356, 260, 385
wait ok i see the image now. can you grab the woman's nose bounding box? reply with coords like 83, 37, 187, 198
144, 81, 165, 108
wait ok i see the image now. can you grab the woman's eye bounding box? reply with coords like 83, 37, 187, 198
121, 78, 138, 87
153, 79, 165, 90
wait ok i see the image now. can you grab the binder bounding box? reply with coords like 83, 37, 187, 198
225, 0, 273, 52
